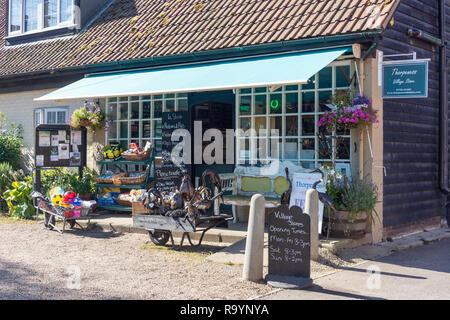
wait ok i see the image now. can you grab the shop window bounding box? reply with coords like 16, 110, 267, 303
9, 0, 74, 36
105, 94, 188, 156
236, 62, 352, 169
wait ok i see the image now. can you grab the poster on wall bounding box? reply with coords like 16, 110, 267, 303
289, 172, 325, 234
38, 131, 51, 147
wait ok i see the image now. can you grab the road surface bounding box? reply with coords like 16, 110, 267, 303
263, 238, 450, 300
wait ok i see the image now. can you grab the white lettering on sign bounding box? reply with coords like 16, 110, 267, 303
391, 68, 418, 77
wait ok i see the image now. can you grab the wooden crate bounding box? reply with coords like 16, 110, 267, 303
132, 201, 150, 215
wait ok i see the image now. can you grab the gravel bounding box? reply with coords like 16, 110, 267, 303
0, 217, 359, 300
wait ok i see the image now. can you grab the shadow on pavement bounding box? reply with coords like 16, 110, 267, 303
0, 259, 121, 299
306, 284, 386, 300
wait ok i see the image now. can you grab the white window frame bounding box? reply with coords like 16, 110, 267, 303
105, 94, 189, 153
8, 0, 74, 36
35, 107, 69, 126
235, 60, 354, 169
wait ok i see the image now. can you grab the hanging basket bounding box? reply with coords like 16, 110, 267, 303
78, 119, 92, 127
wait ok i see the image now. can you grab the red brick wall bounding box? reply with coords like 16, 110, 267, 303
0, 0, 6, 47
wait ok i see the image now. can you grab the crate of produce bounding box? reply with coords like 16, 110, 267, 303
114, 171, 147, 185
121, 147, 152, 161
95, 172, 125, 184
131, 201, 151, 215
114, 193, 133, 207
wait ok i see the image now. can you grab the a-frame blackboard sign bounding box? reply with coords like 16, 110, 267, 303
155, 111, 191, 193
265, 204, 313, 289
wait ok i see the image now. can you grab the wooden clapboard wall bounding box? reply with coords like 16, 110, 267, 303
378, 0, 450, 228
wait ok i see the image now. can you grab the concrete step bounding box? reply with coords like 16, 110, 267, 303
78, 213, 248, 244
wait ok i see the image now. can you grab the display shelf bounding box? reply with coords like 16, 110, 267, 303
94, 148, 156, 213
97, 158, 152, 166
97, 204, 132, 212
94, 183, 148, 189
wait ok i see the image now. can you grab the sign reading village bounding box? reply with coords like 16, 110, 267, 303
382, 61, 429, 98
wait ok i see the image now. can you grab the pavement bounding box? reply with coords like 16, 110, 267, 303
81, 212, 375, 252
84, 212, 450, 267
258, 236, 450, 300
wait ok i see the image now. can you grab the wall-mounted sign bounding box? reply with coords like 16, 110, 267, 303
382, 60, 429, 98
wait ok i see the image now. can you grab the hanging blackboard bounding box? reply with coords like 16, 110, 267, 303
156, 111, 191, 193
267, 204, 311, 286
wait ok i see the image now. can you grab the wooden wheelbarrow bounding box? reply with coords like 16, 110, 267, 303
133, 213, 233, 250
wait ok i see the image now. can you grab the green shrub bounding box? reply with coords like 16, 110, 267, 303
3, 176, 34, 219
38, 168, 97, 197
0, 162, 13, 212
0, 113, 24, 169
0, 162, 28, 212
67, 167, 97, 195
39, 168, 72, 197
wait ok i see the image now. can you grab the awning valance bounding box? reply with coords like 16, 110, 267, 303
35, 47, 350, 102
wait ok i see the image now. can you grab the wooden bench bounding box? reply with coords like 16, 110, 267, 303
218, 162, 310, 223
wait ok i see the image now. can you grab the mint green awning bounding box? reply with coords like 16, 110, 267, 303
35, 47, 350, 102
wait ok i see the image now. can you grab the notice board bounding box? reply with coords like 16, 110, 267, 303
155, 111, 191, 193
34, 124, 87, 168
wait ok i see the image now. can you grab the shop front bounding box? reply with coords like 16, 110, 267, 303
36, 46, 356, 182
34, 45, 383, 239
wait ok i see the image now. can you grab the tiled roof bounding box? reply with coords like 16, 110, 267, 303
0, 0, 6, 47
0, 0, 399, 78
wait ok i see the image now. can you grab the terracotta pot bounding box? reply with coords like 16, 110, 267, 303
323, 210, 367, 239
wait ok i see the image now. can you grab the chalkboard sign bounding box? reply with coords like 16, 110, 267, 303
268, 205, 311, 279
34, 124, 87, 168
156, 111, 191, 193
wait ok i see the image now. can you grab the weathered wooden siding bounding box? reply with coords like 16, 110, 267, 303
379, 0, 449, 228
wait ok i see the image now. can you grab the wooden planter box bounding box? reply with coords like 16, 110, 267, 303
131, 201, 150, 215
323, 210, 368, 239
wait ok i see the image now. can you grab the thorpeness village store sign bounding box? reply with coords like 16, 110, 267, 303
380, 52, 430, 99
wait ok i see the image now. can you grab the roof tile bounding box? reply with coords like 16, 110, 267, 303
0, 0, 399, 77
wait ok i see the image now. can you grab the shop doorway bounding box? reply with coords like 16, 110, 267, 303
192, 100, 233, 166
191, 96, 234, 216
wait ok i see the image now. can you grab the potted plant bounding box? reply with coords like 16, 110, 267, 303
323, 175, 379, 239
67, 168, 97, 200
69, 102, 113, 132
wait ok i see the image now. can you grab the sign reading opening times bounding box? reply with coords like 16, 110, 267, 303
382, 60, 429, 99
